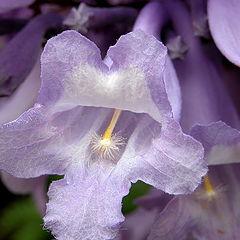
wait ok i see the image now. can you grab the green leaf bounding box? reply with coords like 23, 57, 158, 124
122, 181, 151, 215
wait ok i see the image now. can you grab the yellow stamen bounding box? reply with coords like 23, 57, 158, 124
102, 109, 122, 140
203, 175, 215, 193
196, 175, 225, 203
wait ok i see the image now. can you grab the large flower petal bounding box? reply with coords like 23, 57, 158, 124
44, 164, 129, 240
0, 105, 69, 177
39, 30, 168, 122
208, 0, 240, 66
107, 30, 171, 120
116, 115, 207, 194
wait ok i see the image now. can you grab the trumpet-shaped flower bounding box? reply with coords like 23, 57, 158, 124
0, 30, 206, 240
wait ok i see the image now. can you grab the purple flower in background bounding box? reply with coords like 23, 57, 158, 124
116, 189, 173, 240
165, 0, 240, 166
0, 29, 206, 239
147, 164, 240, 240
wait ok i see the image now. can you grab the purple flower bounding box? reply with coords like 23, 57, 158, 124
116, 208, 159, 240
147, 164, 240, 240
165, 0, 240, 166
116, 189, 173, 240
0, 30, 206, 239
208, 0, 240, 67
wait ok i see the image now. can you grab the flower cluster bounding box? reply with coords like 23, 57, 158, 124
0, 0, 239, 240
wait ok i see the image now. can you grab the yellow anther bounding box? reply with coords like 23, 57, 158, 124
203, 175, 216, 199
196, 175, 226, 203
203, 175, 215, 193
90, 109, 125, 161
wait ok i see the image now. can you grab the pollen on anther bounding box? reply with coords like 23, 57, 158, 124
90, 132, 126, 161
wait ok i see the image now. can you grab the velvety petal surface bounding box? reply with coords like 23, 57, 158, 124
208, 0, 240, 66
121, 116, 207, 194
191, 121, 240, 165
108, 30, 171, 121
39, 30, 168, 122
0, 0, 34, 13
0, 105, 117, 178
0, 13, 62, 96
132, 1, 181, 121
0, 105, 81, 178
136, 188, 173, 211
44, 164, 128, 240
